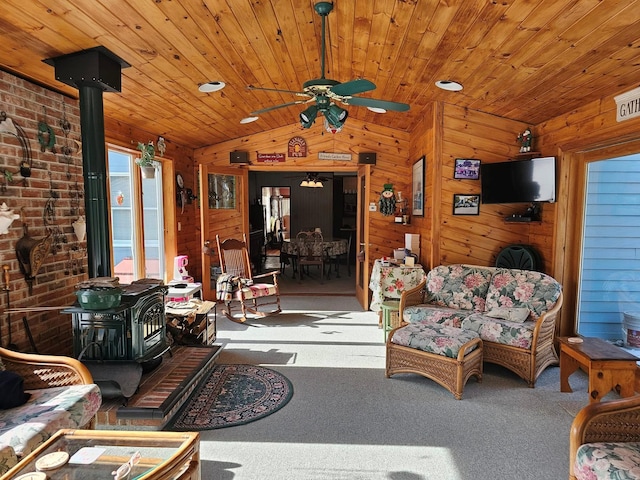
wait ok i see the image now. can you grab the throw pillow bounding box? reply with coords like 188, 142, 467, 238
485, 307, 530, 323
0, 371, 31, 409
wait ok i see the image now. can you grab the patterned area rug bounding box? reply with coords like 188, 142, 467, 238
166, 364, 293, 431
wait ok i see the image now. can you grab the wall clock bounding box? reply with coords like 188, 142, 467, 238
176, 173, 184, 189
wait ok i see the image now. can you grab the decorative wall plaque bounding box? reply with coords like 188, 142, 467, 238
288, 136, 307, 157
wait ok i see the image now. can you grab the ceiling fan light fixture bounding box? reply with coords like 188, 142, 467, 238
367, 106, 386, 114
324, 104, 348, 128
198, 81, 226, 93
300, 179, 310, 187
300, 105, 318, 128
435, 80, 463, 92
240, 116, 259, 124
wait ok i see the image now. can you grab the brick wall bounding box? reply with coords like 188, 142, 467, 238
0, 70, 87, 355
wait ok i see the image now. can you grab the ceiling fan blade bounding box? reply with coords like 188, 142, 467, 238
344, 96, 411, 112
250, 100, 310, 115
330, 79, 376, 96
247, 85, 310, 98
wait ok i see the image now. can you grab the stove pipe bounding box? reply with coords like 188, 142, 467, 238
45, 47, 130, 278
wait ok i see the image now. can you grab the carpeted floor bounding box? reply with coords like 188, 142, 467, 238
166, 364, 293, 431
191, 295, 604, 480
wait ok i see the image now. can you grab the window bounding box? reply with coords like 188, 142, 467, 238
108, 148, 165, 283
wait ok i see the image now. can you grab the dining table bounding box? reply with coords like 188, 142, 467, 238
281, 236, 349, 258
369, 258, 426, 313
280, 236, 349, 279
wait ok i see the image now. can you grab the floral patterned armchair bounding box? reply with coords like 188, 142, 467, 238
570, 394, 640, 480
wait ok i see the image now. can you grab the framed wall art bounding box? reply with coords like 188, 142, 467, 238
454, 158, 481, 180
208, 173, 237, 209
412, 156, 425, 217
453, 194, 480, 215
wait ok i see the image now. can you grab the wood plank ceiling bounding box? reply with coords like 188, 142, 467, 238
0, 0, 638, 150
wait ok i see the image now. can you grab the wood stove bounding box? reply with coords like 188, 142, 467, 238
66, 283, 169, 364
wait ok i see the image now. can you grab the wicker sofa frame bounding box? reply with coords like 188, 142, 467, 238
386, 330, 483, 399
399, 268, 563, 387
569, 394, 640, 479
0, 347, 98, 475
0, 346, 95, 393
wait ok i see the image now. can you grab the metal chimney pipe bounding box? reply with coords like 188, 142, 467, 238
45, 47, 130, 278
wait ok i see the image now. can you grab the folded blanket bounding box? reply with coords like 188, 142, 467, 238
216, 274, 237, 302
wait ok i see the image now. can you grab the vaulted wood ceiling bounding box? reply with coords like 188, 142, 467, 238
0, 0, 639, 150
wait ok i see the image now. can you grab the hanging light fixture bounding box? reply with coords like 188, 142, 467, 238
324, 104, 348, 128
300, 173, 325, 188
300, 105, 318, 128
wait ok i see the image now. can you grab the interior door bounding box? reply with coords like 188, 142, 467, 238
199, 164, 249, 300
355, 166, 371, 309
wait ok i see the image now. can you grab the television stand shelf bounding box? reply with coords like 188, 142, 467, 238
504, 215, 539, 223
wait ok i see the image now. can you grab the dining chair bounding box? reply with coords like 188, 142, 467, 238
216, 234, 281, 323
327, 233, 352, 278
295, 231, 326, 283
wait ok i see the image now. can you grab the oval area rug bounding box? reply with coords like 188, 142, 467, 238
166, 364, 293, 431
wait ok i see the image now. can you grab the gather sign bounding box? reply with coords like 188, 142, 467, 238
614, 86, 640, 122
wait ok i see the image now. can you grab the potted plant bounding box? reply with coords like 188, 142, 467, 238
136, 141, 157, 178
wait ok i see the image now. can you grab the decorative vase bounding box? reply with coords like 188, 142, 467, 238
140, 165, 156, 179
72, 216, 86, 242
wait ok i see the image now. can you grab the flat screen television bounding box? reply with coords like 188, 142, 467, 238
480, 156, 556, 204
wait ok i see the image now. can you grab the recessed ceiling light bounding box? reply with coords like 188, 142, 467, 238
435, 80, 463, 92
198, 81, 226, 93
240, 116, 259, 124
367, 106, 386, 114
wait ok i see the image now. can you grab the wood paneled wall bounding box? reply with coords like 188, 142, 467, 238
537, 91, 640, 337
408, 103, 557, 272
194, 118, 412, 276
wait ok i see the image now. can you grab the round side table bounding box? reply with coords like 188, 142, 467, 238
381, 300, 400, 341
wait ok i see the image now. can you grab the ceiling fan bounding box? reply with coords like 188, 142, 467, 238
247, 1, 410, 131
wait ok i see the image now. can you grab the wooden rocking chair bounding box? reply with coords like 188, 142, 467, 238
216, 234, 281, 323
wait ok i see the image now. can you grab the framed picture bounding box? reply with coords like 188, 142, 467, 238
453, 194, 480, 215
412, 156, 425, 217
207, 173, 237, 209
454, 158, 481, 180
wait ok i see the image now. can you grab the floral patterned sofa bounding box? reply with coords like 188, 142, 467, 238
570, 394, 640, 479
0, 347, 101, 475
397, 264, 563, 387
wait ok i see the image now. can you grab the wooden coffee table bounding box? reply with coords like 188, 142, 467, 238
558, 336, 639, 403
3, 429, 200, 480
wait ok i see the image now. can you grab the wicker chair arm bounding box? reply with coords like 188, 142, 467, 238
569, 394, 640, 478
530, 291, 563, 354
399, 280, 427, 316
0, 347, 94, 389
458, 337, 483, 362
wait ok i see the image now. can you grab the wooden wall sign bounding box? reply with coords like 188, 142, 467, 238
257, 153, 285, 163
614, 86, 640, 122
318, 152, 352, 161
288, 136, 307, 157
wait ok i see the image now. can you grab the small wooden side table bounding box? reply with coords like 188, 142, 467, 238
558, 336, 639, 403
381, 300, 401, 341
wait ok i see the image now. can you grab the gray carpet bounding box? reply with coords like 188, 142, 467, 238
198, 295, 596, 480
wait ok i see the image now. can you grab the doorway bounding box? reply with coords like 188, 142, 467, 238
249, 171, 358, 296
577, 152, 640, 341
261, 187, 291, 249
